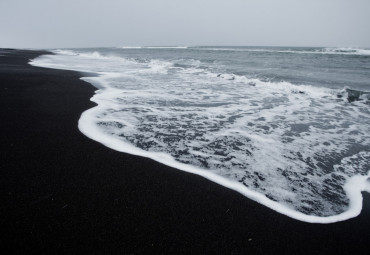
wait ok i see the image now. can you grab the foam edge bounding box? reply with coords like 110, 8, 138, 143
78, 99, 370, 224
28, 55, 369, 224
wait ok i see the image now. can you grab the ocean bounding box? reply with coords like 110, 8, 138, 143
30, 46, 370, 223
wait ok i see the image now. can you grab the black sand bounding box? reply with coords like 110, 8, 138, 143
1, 49, 369, 254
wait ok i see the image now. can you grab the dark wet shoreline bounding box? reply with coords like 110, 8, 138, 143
0, 49, 369, 254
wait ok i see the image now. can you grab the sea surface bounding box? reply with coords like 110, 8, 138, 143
30, 46, 370, 223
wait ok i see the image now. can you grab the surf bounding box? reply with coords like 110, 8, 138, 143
30, 48, 370, 223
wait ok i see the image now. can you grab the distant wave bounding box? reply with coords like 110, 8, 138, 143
53, 49, 135, 62
48, 49, 370, 102
120, 46, 188, 49
321, 47, 370, 56
116, 46, 370, 56
192, 47, 370, 56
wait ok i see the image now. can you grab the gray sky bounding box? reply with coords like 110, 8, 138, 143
1, 0, 369, 49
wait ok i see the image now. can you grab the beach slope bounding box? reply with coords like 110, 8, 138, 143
0, 49, 369, 254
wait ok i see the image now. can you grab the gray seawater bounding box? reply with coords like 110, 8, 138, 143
104, 46, 370, 90
31, 46, 370, 222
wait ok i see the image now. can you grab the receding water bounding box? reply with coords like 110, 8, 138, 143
31, 46, 370, 223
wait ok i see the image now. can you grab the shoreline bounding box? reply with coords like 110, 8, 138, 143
1, 49, 369, 254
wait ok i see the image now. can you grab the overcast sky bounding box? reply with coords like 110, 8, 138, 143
1, 0, 369, 49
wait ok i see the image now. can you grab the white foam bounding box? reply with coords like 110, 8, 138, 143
30, 49, 370, 223
53, 49, 79, 56
78, 103, 370, 223
323, 47, 370, 56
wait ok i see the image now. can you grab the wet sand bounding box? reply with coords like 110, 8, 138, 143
0, 49, 369, 254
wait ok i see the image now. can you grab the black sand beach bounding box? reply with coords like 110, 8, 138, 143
1, 49, 369, 254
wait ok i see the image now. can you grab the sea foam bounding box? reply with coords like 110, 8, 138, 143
30, 48, 370, 223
